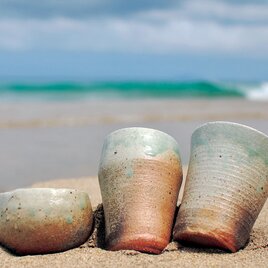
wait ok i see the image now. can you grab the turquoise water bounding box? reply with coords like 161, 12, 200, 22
0, 81, 267, 101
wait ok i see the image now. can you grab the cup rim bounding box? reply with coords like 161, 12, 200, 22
193, 121, 268, 140
104, 127, 178, 144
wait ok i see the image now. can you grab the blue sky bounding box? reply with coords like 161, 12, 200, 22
0, 0, 268, 81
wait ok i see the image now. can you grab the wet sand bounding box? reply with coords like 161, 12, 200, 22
0, 176, 267, 267
0, 98, 268, 190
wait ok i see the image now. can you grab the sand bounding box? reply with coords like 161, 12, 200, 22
1, 175, 267, 267
1, 98, 268, 191
1, 98, 268, 266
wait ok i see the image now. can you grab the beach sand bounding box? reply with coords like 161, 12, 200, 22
1, 98, 268, 190
0, 175, 267, 267
0, 99, 268, 266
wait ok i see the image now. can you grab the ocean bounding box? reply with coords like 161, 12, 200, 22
0, 80, 267, 101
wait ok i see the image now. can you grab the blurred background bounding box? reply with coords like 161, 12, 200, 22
0, 0, 268, 190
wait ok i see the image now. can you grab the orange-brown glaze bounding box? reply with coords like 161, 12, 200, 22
176, 229, 237, 252
102, 152, 183, 254
108, 234, 168, 254
0, 202, 93, 255
173, 207, 250, 252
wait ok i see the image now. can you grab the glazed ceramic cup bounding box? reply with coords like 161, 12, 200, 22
0, 188, 93, 255
173, 121, 268, 252
98, 127, 183, 254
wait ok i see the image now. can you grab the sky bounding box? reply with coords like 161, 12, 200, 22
0, 0, 268, 81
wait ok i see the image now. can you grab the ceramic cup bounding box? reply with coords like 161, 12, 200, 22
173, 121, 268, 252
98, 127, 183, 254
0, 188, 93, 255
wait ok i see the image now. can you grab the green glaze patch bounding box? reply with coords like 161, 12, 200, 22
106, 129, 180, 158
44, 207, 53, 215
245, 146, 268, 168
126, 166, 133, 178
79, 197, 87, 210
144, 145, 159, 157
109, 136, 132, 150
192, 133, 207, 148
66, 215, 73, 224
247, 147, 259, 158
142, 134, 180, 157
173, 146, 180, 158
192, 126, 268, 169
28, 208, 36, 217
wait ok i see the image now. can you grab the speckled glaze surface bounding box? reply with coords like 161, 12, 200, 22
0, 188, 93, 255
173, 121, 268, 252
98, 127, 183, 254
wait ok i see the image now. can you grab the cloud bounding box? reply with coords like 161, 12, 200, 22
182, 0, 268, 23
0, 0, 267, 56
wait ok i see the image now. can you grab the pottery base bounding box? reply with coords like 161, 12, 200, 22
173, 227, 245, 253
106, 234, 169, 254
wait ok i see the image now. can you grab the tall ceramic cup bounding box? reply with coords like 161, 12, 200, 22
173, 121, 268, 252
98, 127, 183, 254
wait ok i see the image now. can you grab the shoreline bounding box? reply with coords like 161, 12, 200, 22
1, 98, 268, 190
